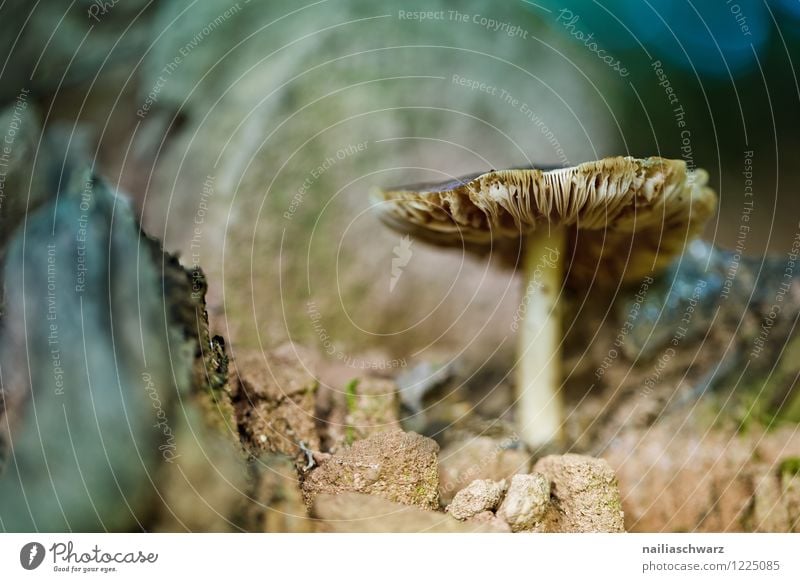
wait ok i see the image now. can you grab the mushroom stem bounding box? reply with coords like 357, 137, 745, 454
517, 226, 565, 450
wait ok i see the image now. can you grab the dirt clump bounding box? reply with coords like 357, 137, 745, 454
229, 345, 320, 463
301, 430, 439, 510
533, 454, 625, 533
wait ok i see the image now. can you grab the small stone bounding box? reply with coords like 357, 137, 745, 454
496, 473, 551, 532
438, 436, 530, 504
447, 479, 506, 520
533, 454, 625, 533
302, 430, 439, 510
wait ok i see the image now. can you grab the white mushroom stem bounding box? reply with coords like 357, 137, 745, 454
517, 226, 565, 450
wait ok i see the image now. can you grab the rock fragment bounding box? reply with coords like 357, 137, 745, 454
447, 479, 506, 520
496, 473, 551, 532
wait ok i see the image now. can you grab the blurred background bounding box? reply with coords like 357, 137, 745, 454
1, 0, 799, 377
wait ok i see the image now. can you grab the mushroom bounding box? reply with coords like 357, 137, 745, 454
374, 156, 717, 449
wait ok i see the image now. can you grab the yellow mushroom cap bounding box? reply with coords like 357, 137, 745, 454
374, 156, 717, 286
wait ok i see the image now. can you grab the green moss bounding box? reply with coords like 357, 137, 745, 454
307, 379, 319, 395
779, 457, 800, 477
345, 378, 360, 413
605, 496, 623, 512
734, 389, 775, 435
736, 334, 800, 427
344, 378, 360, 445
777, 337, 800, 420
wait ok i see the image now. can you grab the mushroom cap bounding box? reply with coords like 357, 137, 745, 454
374, 156, 717, 286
